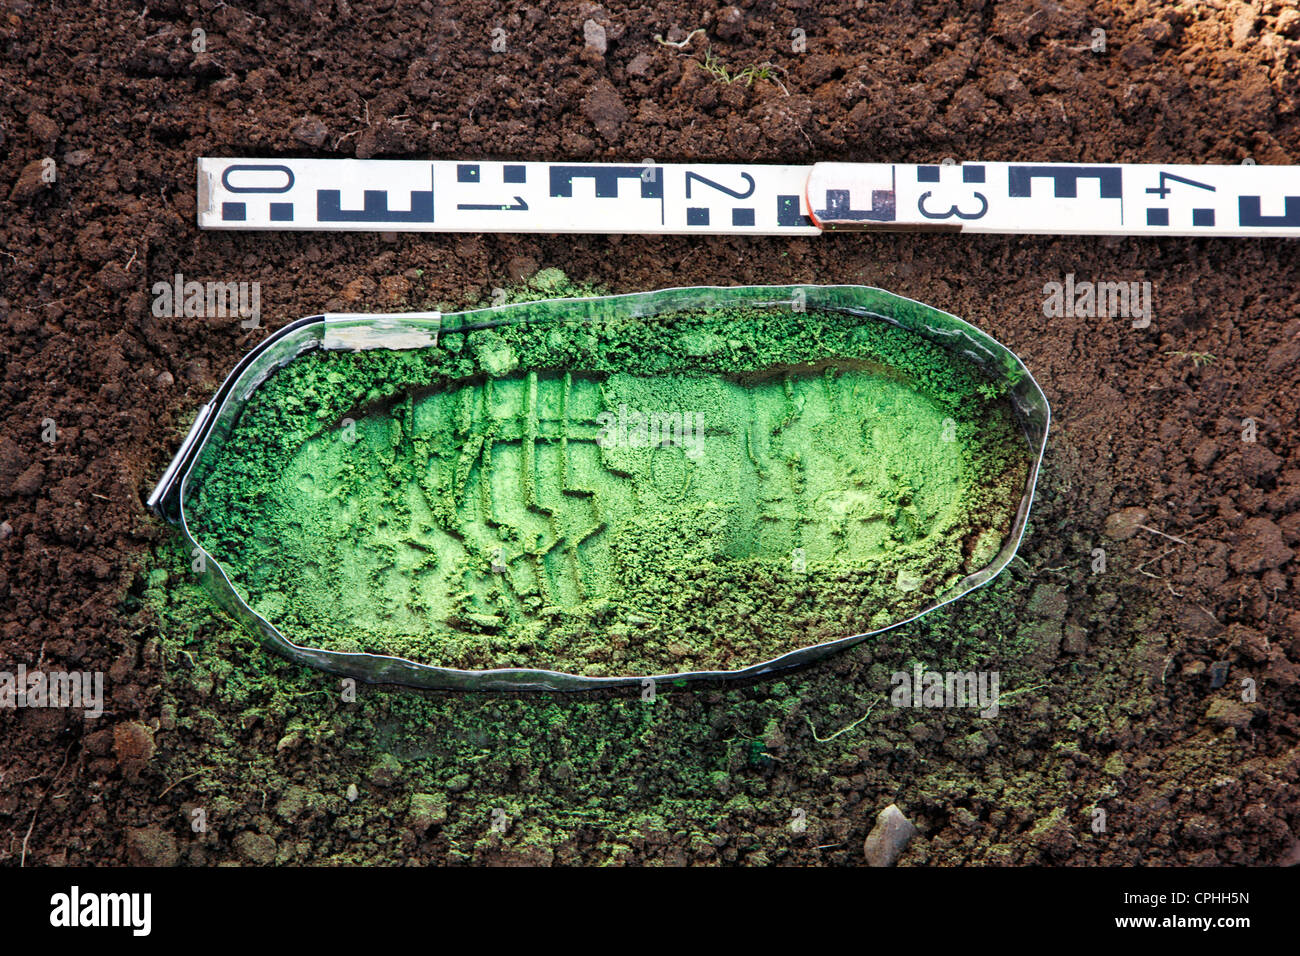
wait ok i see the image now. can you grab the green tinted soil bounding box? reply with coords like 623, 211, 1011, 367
190, 305, 1031, 675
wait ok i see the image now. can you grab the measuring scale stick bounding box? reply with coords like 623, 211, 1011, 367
197, 158, 1300, 238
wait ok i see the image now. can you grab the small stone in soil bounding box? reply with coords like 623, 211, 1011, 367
583, 19, 607, 55
291, 115, 328, 147
9, 159, 52, 203
1103, 506, 1149, 541
863, 803, 918, 866
581, 78, 629, 141
715, 6, 746, 39
627, 52, 654, 77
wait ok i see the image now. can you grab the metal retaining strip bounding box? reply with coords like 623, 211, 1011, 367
149, 285, 1050, 691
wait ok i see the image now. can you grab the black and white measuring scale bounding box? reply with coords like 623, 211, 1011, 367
197, 157, 1300, 237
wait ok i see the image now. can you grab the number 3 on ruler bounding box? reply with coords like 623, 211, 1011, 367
918, 190, 988, 220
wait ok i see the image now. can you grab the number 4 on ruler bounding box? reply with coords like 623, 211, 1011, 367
1145, 171, 1216, 228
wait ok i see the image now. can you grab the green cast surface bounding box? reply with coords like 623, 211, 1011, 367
191, 305, 1030, 675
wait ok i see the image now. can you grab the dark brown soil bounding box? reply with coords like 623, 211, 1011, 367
1, 0, 1297, 866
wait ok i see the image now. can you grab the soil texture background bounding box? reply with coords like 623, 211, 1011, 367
1, 0, 1298, 866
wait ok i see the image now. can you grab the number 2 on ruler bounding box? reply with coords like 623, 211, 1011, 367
685, 171, 756, 199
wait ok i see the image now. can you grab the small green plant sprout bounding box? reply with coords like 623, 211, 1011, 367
697, 46, 788, 91
1163, 350, 1216, 368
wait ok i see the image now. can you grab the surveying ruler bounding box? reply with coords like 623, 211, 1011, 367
197, 158, 1300, 238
